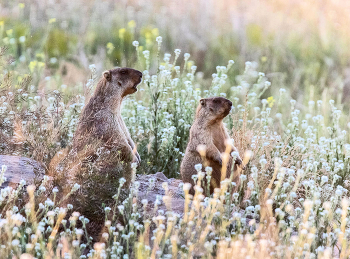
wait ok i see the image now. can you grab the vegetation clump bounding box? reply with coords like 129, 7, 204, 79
1, 1, 350, 258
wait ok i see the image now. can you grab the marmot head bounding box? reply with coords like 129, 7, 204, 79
196, 97, 233, 123
102, 67, 143, 97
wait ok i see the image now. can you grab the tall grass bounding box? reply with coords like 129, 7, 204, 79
1, 0, 350, 258
1, 35, 350, 257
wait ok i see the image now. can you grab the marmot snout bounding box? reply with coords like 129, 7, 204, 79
181, 97, 243, 195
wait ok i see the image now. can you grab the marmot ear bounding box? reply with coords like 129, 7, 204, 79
103, 70, 112, 81
200, 99, 206, 106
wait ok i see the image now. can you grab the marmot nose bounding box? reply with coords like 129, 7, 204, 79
138, 71, 143, 78
227, 100, 233, 107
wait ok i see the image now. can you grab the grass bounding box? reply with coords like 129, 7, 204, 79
1, 0, 350, 258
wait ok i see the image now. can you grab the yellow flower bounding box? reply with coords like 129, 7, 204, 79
6, 29, 13, 37
36, 53, 45, 60
145, 32, 151, 39
106, 42, 114, 54
145, 38, 152, 46
18, 3, 25, 8
261, 56, 267, 63
267, 96, 275, 108
128, 20, 136, 28
187, 61, 194, 70
29, 61, 37, 73
49, 18, 56, 24
119, 28, 126, 39
38, 62, 45, 69
151, 28, 159, 37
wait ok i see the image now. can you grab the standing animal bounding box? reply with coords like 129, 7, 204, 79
70, 67, 142, 174
49, 67, 142, 231
180, 97, 243, 195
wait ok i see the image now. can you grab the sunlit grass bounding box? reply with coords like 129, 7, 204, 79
1, 0, 350, 258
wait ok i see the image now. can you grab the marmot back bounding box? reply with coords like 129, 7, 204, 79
180, 97, 243, 195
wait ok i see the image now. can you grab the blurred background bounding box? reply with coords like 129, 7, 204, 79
1, 0, 350, 109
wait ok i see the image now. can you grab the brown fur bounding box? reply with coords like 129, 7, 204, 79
49, 68, 142, 210
180, 97, 243, 195
70, 67, 142, 171
51, 67, 142, 182
48, 68, 142, 240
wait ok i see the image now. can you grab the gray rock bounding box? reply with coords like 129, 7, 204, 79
154, 172, 168, 181
0, 155, 45, 188
0, 155, 186, 215
136, 173, 185, 216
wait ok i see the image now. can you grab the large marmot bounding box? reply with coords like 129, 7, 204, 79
49, 67, 142, 220
71, 67, 142, 173
180, 97, 243, 195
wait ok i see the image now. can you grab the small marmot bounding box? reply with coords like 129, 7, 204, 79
180, 97, 243, 195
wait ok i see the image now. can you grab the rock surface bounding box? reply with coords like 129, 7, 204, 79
136, 172, 185, 216
0, 155, 45, 188
0, 155, 185, 215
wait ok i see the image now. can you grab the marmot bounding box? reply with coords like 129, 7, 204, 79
71, 67, 142, 169
49, 67, 142, 222
180, 97, 243, 195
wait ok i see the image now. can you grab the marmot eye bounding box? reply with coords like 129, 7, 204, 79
120, 70, 126, 74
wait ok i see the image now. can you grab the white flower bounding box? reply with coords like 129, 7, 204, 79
143, 50, 150, 59
76, 229, 84, 236
72, 183, 80, 191
231, 151, 239, 158
131, 163, 137, 170
119, 178, 126, 186
156, 36, 162, 43
194, 164, 202, 172
11, 239, 19, 246
118, 205, 124, 213
205, 167, 213, 175
247, 181, 254, 189
174, 49, 181, 56
102, 232, 109, 239
89, 64, 96, 71
239, 175, 247, 181
50, 57, 57, 64
264, 81, 271, 87
183, 183, 192, 191
132, 41, 139, 47
11, 214, 26, 226
19, 36, 26, 43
